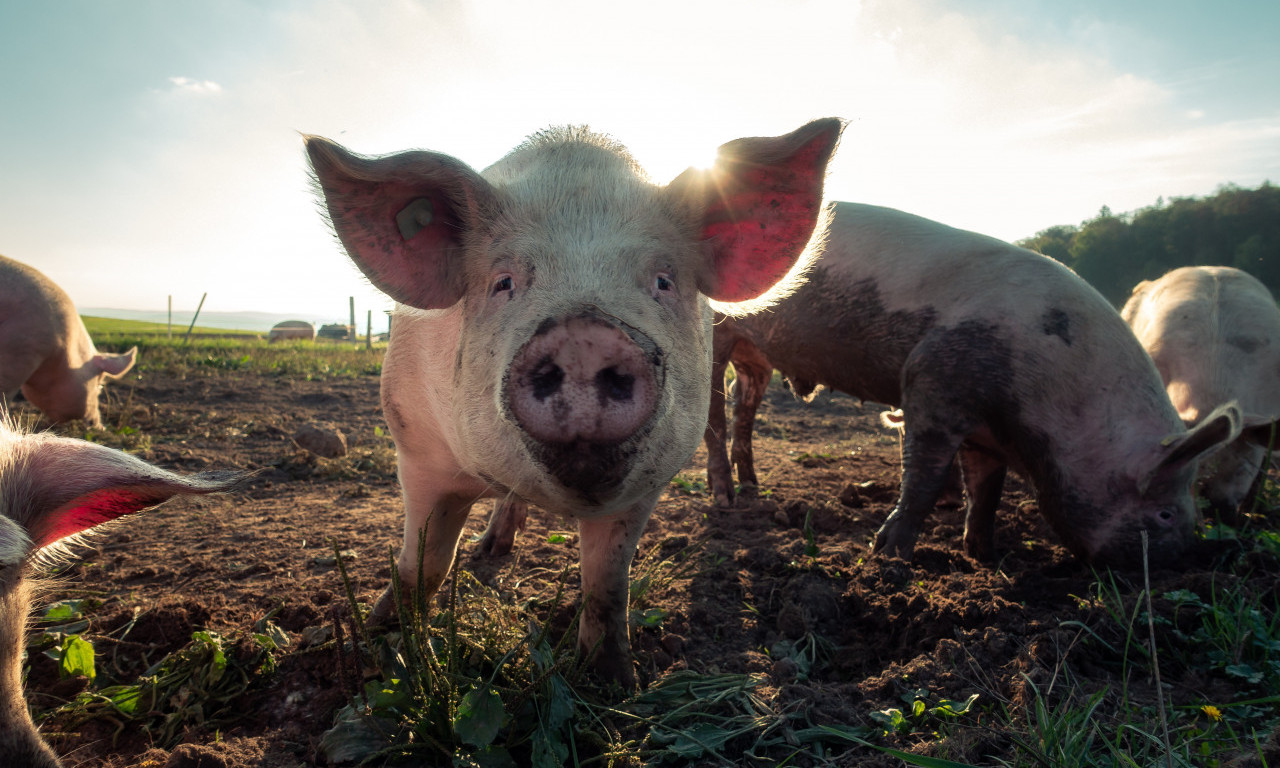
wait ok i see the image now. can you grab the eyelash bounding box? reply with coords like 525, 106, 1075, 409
492, 275, 514, 296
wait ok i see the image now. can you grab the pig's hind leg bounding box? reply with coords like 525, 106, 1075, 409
958, 444, 1007, 561
728, 342, 774, 498
873, 328, 998, 559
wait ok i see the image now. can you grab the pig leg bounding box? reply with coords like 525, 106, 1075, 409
704, 354, 735, 506
874, 334, 986, 559
729, 343, 773, 499
958, 445, 1007, 561
473, 498, 528, 559
576, 492, 655, 689
371, 469, 476, 621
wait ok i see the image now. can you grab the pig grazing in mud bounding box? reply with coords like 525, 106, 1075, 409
0, 255, 137, 427
1122, 266, 1280, 521
704, 202, 1241, 567
0, 419, 242, 767
307, 120, 842, 685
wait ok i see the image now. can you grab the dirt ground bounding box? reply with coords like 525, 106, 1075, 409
15, 367, 1280, 767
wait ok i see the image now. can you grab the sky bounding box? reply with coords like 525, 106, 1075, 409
1, 0, 1277, 326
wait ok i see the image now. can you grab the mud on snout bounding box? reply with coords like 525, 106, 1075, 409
503, 309, 667, 505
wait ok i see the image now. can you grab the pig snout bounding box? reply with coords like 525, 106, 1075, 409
507, 313, 663, 497
509, 314, 660, 443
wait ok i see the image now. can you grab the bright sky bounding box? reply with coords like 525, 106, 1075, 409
2, 0, 1277, 321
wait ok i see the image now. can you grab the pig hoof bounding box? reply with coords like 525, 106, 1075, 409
472, 529, 515, 559
368, 587, 401, 628
871, 529, 917, 561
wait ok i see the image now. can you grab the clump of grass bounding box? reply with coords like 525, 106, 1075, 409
37, 617, 288, 748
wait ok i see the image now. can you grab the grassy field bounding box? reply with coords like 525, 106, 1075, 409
81, 315, 262, 337
85, 316, 385, 379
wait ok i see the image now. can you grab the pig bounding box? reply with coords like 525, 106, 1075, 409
702, 202, 1241, 567
306, 119, 843, 685
0, 418, 242, 767
0, 255, 137, 427
1122, 266, 1280, 521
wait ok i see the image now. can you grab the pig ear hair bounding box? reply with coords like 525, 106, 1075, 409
305, 136, 499, 311
1139, 401, 1243, 496
668, 118, 844, 312
2, 425, 246, 563
93, 346, 137, 378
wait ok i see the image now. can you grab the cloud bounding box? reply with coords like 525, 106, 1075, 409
168, 76, 222, 94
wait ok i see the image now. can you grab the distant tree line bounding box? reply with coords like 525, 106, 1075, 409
1016, 182, 1280, 306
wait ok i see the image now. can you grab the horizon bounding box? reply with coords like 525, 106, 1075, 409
3, 0, 1277, 317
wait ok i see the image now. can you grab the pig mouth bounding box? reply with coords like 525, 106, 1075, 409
526, 438, 644, 505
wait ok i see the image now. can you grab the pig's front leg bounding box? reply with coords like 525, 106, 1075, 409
371, 463, 478, 621
576, 491, 656, 689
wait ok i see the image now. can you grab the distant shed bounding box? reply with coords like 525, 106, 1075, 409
268, 320, 316, 342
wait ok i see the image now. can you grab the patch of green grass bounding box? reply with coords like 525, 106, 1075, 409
93, 334, 384, 379
81, 315, 260, 337
36, 614, 287, 748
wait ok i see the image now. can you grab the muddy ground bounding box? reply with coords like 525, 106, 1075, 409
14, 366, 1280, 767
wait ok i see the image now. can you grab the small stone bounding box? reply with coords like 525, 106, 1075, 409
838, 483, 864, 508
293, 424, 347, 458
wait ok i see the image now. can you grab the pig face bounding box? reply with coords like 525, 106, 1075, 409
0, 419, 242, 767
307, 122, 842, 516
22, 348, 136, 427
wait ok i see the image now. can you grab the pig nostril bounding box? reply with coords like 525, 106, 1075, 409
529, 358, 564, 401
596, 367, 635, 402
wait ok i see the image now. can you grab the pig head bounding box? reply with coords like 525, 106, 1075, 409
0, 419, 243, 767
1123, 266, 1280, 521
307, 120, 841, 685
0, 255, 137, 427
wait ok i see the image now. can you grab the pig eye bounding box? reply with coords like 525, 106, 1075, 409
652, 273, 674, 297
491, 274, 514, 297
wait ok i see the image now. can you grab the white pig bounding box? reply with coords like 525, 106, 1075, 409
0, 419, 242, 767
0, 255, 137, 427
1122, 266, 1280, 521
703, 202, 1241, 566
307, 120, 842, 685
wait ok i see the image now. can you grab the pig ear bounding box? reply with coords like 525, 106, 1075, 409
1139, 402, 1243, 495
93, 347, 137, 379
6, 433, 245, 553
305, 136, 498, 310
1241, 415, 1280, 448
667, 118, 844, 303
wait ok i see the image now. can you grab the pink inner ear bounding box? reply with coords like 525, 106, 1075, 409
35, 487, 161, 549
701, 138, 832, 303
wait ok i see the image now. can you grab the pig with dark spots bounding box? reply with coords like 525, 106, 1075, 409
0, 419, 244, 768
1122, 266, 1280, 522
0, 255, 137, 427
306, 120, 842, 687
705, 202, 1241, 567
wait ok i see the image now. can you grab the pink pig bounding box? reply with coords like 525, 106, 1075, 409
307, 120, 842, 685
0, 255, 136, 427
